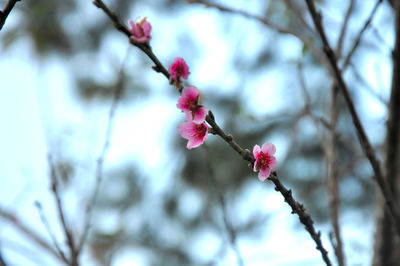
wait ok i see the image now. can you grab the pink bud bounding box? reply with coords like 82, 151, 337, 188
128, 17, 152, 43
169, 57, 189, 81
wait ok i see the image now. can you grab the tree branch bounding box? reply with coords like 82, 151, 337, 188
0, 206, 64, 264
326, 86, 345, 266
34, 201, 69, 264
304, 0, 400, 236
76, 51, 127, 254
48, 156, 78, 266
375, 0, 400, 264
268, 174, 332, 266
0, 0, 21, 31
336, 0, 354, 57
93, 1, 333, 265
92, 0, 170, 79
342, 0, 383, 70
204, 145, 244, 266
0, 244, 7, 266
184, 0, 331, 73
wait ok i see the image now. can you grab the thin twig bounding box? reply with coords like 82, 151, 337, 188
0, 206, 63, 263
93, 2, 333, 265
342, 0, 383, 70
283, 0, 314, 32
349, 63, 387, 106
34, 201, 69, 264
184, 0, 330, 72
336, 0, 354, 57
48, 156, 78, 266
326, 86, 345, 266
297, 61, 344, 266
92, 0, 170, 79
204, 145, 244, 266
304, 0, 400, 235
77, 52, 127, 254
0, 244, 6, 266
0, 0, 21, 31
268, 173, 332, 266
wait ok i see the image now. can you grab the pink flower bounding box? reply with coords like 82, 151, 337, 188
178, 121, 210, 149
177, 86, 207, 124
169, 57, 189, 82
253, 142, 277, 181
128, 17, 152, 43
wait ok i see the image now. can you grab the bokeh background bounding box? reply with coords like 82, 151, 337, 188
0, 0, 394, 265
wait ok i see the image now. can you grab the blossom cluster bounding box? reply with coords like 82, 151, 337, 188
168, 58, 210, 149
130, 17, 276, 180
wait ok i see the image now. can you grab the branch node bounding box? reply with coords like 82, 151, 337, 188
208, 110, 215, 120
152, 65, 161, 72
209, 128, 217, 135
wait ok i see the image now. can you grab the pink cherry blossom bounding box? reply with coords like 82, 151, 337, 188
178, 121, 210, 149
128, 17, 152, 43
177, 86, 207, 124
253, 142, 277, 181
169, 57, 189, 82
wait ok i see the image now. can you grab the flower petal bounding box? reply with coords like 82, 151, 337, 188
177, 95, 191, 112
261, 142, 276, 155
142, 21, 152, 36
253, 144, 261, 158
200, 123, 210, 142
178, 122, 195, 139
258, 167, 271, 181
253, 160, 259, 172
192, 106, 207, 124
178, 121, 209, 149
131, 36, 150, 43
128, 20, 140, 37
269, 156, 277, 169
187, 138, 202, 149
183, 86, 199, 100
184, 111, 192, 122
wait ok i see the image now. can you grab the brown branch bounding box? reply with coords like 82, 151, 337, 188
342, 0, 383, 71
92, 0, 170, 79
208, 111, 332, 266
0, 243, 6, 266
336, 0, 354, 57
203, 145, 244, 266
77, 51, 127, 254
48, 156, 78, 266
349, 63, 388, 106
269, 173, 332, 266
326, 86, 345, 266
297, 62, 344, 265
92, 2, 333, 265
386, 0, 400, 200
375, 0, 400, 264
206, 111, 254, 164
0, 0, 21, 31
34, 201, 69, 264
184, 0, 331, 72
304, 0, 400, 236
0, 206, 64, 264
